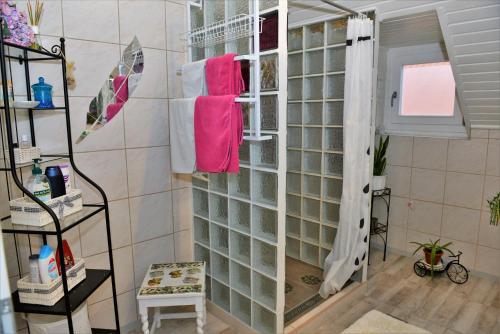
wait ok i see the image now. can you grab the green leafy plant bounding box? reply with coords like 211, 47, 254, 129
373, 136, 389, 176
488, 192, 500, 226
410, 239, 454, 276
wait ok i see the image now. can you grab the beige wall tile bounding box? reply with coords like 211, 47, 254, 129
119, 0, 166, 49
444, 172, 484, 209
175, 229, 194, 262
439, 238, 476, 270
88, 290, 138, 330
489, 130, 500, 139
173, 188, 193, 232
482, 175, 499, 210
130, 48, 168, 99
441, 206, 480, 244
388, 196, 409, 228
407, 200, 443, 235
486, 139, 499, 176
474, 246, 500, 277
166, 1, 186, 52
478, 211, 500, 249
124, 98, 169, 148
410, 168, 445, 203
386, 225, 407, 252
133, 234, 175, 287
386, 165, 411, 197
32, 109, 69, 154
470, 129, 489, 139
447, 138, 488, 174
387, 136, 413, 167
412, 137, 448, 170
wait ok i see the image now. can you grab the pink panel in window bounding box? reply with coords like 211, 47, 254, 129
400, 61, 455, 116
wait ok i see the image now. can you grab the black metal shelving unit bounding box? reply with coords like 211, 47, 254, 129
0, 27, 120, 334
368, 187, 391, 265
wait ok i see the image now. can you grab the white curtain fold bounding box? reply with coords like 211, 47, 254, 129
320, 17, 374, 298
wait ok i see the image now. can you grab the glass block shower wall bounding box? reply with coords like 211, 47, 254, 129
286, 19, 347, 269
189, 1, 286, 333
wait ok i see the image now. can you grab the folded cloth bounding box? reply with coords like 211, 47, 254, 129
181, 59, 207, 98
169, 98, 197, 173
194, 95, 242, 173
205, 53, 245, 96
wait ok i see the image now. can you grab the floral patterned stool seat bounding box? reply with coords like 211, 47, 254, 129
137, 262, 206, 334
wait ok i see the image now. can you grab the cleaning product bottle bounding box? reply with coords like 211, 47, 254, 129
25, 159, 51, 202
38, 245, 59, 284
113, 61, 129, 104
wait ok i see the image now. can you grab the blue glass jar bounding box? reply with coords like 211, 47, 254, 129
31, 77, 55, 109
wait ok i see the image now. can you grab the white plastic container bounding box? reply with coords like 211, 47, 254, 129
38, 245, 59, 284
26, 303, 92, 334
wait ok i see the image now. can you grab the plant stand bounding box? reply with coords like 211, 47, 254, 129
368, 187, 391, 265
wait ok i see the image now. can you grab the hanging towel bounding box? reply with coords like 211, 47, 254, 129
169, 98, 197, 173
205, 53, 245, 96
181, 59, 207, 98
194, 95, 242, 173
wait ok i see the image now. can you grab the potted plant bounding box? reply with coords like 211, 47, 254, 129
487, 192, 499, 226
373, 136, 389, 191
410, 239, 454, 275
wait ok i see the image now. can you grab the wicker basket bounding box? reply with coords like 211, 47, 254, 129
9, 189, 83, 227
17, 258, 86, 306
4, 147, 41, 164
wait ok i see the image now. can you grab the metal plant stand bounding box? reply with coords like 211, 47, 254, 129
368, 188, 391, 265
0, 31, 120, 333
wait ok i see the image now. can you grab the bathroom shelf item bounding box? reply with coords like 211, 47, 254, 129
368, 187, 391, 265
0, 33, 120, 333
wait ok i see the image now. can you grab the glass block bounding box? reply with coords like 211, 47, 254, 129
287, 103, 302, 125
305, 76, 323, 100
261, 95, 278, 130
325, 102, 344, 125
260, 11, 278, 51
194, 244, 210, 275
303, 151, 322, 174
253, 239, 277, 277
304, 102, 323, 125
252, 170, 277, 206
210, 194, 228, 225
260, 0, 278, 11
286, 215, 301, 238
209, 173, 228, 194
229, 167, 250, 199
320, 248, 330, 266
288, 78, 302, 100
190, 6, 203, 29
324, 153, 343, 177
230, 231, 251, 265
288, 53, 303, 77
206, 275, 212, 300
231, 290, 251, 326
253, 272, 277, 310
261, 54, 278, 91
303, 174, 321, 198
305, 49, 324, 75
236, 37, 250, 55
288, 28, 303, 51
251, 135, 278, 169
193, 189, 209, 218
322, 225, 337, 248
287, 150, 301, 172
287, 127, 302, 148
252, 205, 277, 243
286, 236, 300, 258
191, 47, 205, 62
240, 140, 250, 164
194, 217, 210, 246
305, 23, 325, 49
242, 103, 251, 130
325, 128, 343, 151
229, 0, 249, 15
211, 252, 230, 284
286, 194, 301, 216
303, 220, 320, 244
326, 46, 346, 72
211, 224, 229, 255
302, 241, 319, 266
229, 199, 250, 234
324, 178, 342, 202
327, 18, 347, 45
326, 74, 345, 99
231, 261, 251, 297
303, 198, 320, 221
206, 0, 225, 24
323, 202, 340, 225
212, 279, 230, 312
192, 175, 208, 189
253, 303, 276, 334
286, 172, 301, 194
304, 127, 322, 150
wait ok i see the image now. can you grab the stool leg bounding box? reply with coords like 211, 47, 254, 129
155, 307, 161, 329
139, 306, 149, 334
196, 300, 204, 334
203, 296, 207, 325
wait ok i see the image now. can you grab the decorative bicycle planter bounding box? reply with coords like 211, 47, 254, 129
413, 251, 469, 284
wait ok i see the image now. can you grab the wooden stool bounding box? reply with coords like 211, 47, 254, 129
137, 262, 206, 334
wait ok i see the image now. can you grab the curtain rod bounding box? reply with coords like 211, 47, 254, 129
320, 0, 360, 16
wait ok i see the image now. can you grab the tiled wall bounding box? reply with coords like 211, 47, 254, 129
0, 0, 190, 331
373, 129, 500, 278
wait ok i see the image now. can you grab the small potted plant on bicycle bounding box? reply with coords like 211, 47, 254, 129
411, 239, 454, 275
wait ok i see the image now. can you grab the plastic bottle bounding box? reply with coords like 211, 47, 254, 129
38, 245, 59, 284
20, 134, 31, 149
25, 159, 51, 202
29, 254, 41, 283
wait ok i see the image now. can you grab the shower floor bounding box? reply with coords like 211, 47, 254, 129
284, 256, 326, 323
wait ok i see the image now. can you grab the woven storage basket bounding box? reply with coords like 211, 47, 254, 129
17, 258, 86, 306
4, 147, 41, 164
9, 189, 83, 227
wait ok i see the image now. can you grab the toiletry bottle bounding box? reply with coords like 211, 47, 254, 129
29, 254, 41, 283
59, 164, 71, 192
20, 134, 31, 149
38, 245, 59, 284
45, 166, 66, 198
55, 240, 75, 274
113, 61, 129, 104
26, 159, 51, 202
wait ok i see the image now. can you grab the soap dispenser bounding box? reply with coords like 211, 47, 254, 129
26, 159, 52, 202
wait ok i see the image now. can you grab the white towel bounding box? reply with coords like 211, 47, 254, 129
181, 59, 207, 98
169, 98, 196, 173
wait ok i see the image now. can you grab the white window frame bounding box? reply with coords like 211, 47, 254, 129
382, 43, 467, 138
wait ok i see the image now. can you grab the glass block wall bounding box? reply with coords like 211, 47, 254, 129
189, 1, 285, 333
286, 19, 347, 268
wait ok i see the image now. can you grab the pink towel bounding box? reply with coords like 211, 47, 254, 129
205, 53, 245, 96
194, 95, 242, 173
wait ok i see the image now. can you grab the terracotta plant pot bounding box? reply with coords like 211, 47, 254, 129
424, 248, 443, 265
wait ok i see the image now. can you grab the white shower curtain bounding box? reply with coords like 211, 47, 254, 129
320, 17, 374, 298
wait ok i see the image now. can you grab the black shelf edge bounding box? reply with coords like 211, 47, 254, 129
92, 329, 118, 334
3, 41, 63, 60
12, 269, 111, 315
